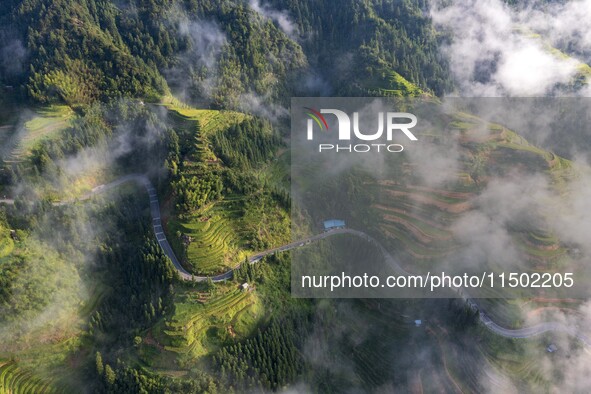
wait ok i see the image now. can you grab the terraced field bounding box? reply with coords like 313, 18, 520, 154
372, 115, 576, 276
0, 361, 59, 394
0, 105, 73, 164
154, 284, 262, 366
161, 95, 247, 136
378, 70, 423, 97
161, 97, 265, 275
374, 182, 469, 265
168, 200, 248, 275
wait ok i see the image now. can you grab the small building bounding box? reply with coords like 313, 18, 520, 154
414, 320, 422, 327
181, 234, 193, 246
323, 219, 346, 231
240, 283, 250, 291
547, 344, 558, 353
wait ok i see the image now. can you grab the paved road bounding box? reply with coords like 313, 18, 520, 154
1, 175, 589, 345
315, 230, 591, 344
479, 313, 591, 345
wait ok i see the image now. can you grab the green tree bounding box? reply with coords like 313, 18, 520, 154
104, 364, 116, 386
95, 351, 104, 376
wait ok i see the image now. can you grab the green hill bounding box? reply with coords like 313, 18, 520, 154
162, 97, 289, 275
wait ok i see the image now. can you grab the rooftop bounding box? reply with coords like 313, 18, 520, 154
324, 219, 346, 230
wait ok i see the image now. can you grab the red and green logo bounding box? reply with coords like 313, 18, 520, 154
304, 107, 329, 130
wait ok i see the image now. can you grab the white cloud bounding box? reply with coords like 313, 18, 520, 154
165, 13, 228, 101
249, 0, 297, 37
177, 19, 227, 70
431, 0, 586, 96
496, 44, 578, 96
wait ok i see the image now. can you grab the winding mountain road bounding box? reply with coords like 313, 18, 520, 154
1, 174, 589, 345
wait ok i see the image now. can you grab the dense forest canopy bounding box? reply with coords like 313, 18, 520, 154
0, 0, 452, 107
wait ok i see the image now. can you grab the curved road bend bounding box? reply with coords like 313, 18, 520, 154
0, 175, 589, 345
92, 174, 196, 280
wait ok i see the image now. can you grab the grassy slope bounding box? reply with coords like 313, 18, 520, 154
375, 70, 424, 97
0, 102, 143, 203
0, 191, 137, 394
0, 105, 74, 165
0, 360, 60, 394
135, 251, 301, 375
153, 282, 263, 368
0, 224, 14, 259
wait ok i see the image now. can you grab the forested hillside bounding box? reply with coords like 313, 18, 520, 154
0, 0, 308, 107
0, 0, 451, 107
272, 0, 452, 95
0, 1, 465, 393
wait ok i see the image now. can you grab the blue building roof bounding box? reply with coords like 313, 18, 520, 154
323, 219, 346, 230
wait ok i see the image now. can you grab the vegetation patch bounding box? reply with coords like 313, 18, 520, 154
159, 282, 263, 365
0, 360, 60, 394
1, 105, 73, 165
